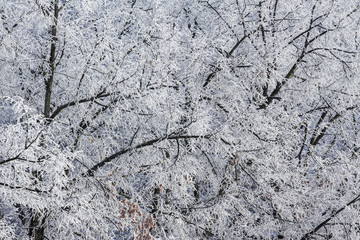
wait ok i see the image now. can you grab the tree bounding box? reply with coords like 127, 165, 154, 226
0, 0, 359, 239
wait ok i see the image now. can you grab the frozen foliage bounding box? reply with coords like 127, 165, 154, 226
0, 0, 360, 239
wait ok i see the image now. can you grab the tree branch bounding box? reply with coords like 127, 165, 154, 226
83, 134, 211, 176
301, 193, 360, 240
49, 90, 114, 120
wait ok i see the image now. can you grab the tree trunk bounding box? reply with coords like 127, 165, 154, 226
29, 211, 46, 240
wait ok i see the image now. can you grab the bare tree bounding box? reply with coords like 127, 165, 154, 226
0, 0, 359, 239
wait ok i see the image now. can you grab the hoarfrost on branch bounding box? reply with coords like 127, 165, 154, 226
0, 0, 359, 239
